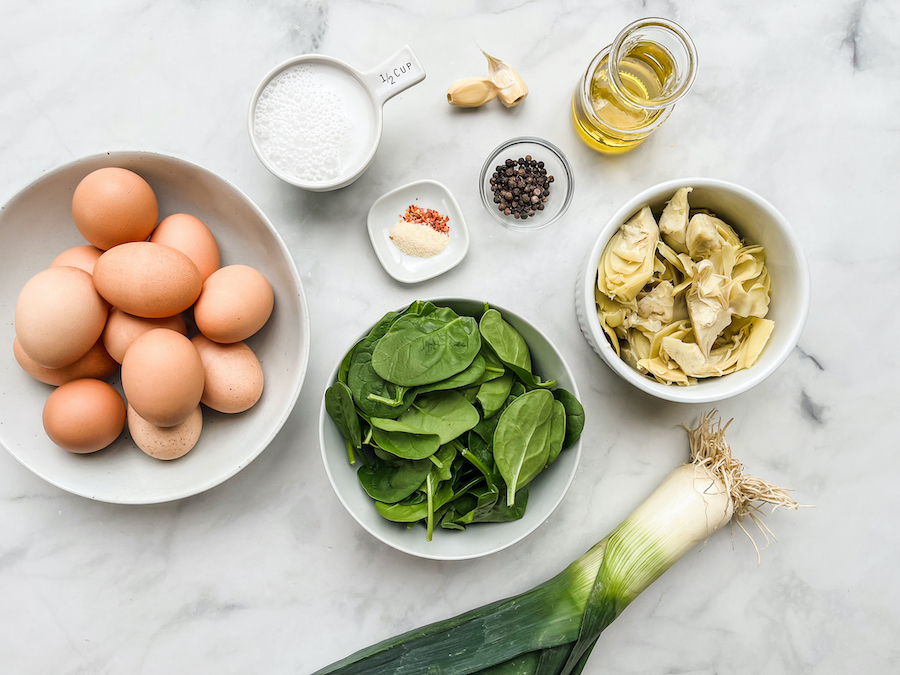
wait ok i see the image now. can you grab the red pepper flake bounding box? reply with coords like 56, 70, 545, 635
400, 205, 450, 235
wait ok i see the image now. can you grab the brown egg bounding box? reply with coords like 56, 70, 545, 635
15, 266, 109, 368
50, 245, 104, 275
42, 378, 126, 453
122, 328, 204, 427
93, 242, 202, 318
72, 167, 159, 250
14, 336, 117, 386
149, 213, 220, 281
103, 308, 187, 364
127, 403, 202, 460
191, 334, 264, 413
194, 265, 274, 343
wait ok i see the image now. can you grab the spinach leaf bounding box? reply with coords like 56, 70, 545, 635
459, 385, 480, 404
547, 400, 566, 466
441, 483, 500, 529
493, 389, 555, 506
510, 381, 526, 398
387, 391, 480, 444
480, 309, 556, 390
466, 431, 494, 469
357, 457, 433, 504
371, 311, 481, 387
479, 308, 532, 372
472, 486, 529, 523
553, 388, 585, 449
347, 317, 414, 419
477, 345, 507, 384
460, 434, 494, 491
471, 392, 516, 443
371, 426, 441, 460
376, 482, 455, 522
324, 382, 361, 463
476, 371, 514, 419
414, 354, 486, 395
427, 444, 458, 484
372, 445, 397, 462
338, 337, 362, 385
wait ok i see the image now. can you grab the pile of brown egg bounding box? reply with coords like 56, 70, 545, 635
13, 167, 274, 460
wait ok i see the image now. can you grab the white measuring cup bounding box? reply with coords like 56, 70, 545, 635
248, 45, 426, 192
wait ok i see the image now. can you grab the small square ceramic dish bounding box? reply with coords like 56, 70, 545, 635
367, 180, 469, 283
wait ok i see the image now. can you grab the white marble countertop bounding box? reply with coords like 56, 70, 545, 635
2, 1, 897, 673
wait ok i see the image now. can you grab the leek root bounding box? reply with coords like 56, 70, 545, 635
314, 412, 801, 675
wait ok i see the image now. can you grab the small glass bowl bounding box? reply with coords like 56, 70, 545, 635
479, 136, 574, 231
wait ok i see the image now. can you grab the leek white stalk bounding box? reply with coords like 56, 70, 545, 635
315, 413, 800, 675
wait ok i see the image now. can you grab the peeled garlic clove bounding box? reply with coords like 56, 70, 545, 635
446, 78, 500, 107
482, 50, 528, 107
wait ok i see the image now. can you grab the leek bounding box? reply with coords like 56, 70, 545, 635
314, 413, 801, 675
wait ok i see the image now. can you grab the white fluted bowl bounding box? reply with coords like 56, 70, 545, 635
577, 178, 810, 403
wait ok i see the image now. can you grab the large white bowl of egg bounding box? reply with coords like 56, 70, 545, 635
0, 151, 310, 503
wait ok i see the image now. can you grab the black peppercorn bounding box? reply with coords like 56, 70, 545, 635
491, 154, 553, 221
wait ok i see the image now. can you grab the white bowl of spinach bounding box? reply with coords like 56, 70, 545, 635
319, 298, 584, 561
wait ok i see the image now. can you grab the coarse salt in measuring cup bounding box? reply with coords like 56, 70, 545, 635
248, 46, 425, 192
253, 63, 376, 185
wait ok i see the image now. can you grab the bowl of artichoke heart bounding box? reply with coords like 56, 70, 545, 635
578, 178, 810, 404
319, 298, 584, 561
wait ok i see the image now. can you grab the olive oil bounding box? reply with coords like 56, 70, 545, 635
571, 19, 697, 154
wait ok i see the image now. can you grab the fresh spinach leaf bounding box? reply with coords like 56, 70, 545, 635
357, 457, 433, 504
493, 389, 555, 505
472, 486, 529, 523
427, 444, 458, 484
371, 426, 441, 460
414, 354, 486, 395
338, 338, 362, 385
479, 308, 532, 372
476, 371, 514, 419
324, 382, 361, 463
547, 400, 566, 466
553, 388, 585, 449
442, 483, 500, 529
376, 482, 455, 522
371, 311, 481, 387
459, 385, 480, 404
347, 321, 414, 419
387, 391, 480, 444
480, 309, 557, 390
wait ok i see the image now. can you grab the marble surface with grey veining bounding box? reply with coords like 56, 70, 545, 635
1, 1, 898, 673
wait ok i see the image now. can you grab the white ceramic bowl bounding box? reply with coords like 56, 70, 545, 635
577, 178, 810, 403
0, 151, 310, 503
319, 298, 583, 561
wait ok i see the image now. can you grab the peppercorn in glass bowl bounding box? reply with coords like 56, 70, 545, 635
479, 136, 574, 231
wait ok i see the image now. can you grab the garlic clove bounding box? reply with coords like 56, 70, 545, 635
482, 50, 528, 107
446, 77, 500, 107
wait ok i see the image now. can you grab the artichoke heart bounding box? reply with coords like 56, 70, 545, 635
685, 213, 725, 260
658, 187, 692, 254
597, 206, 659, 303
686, 260, 732, 358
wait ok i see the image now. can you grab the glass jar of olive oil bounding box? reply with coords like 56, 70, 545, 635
571, 18, 698, 154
